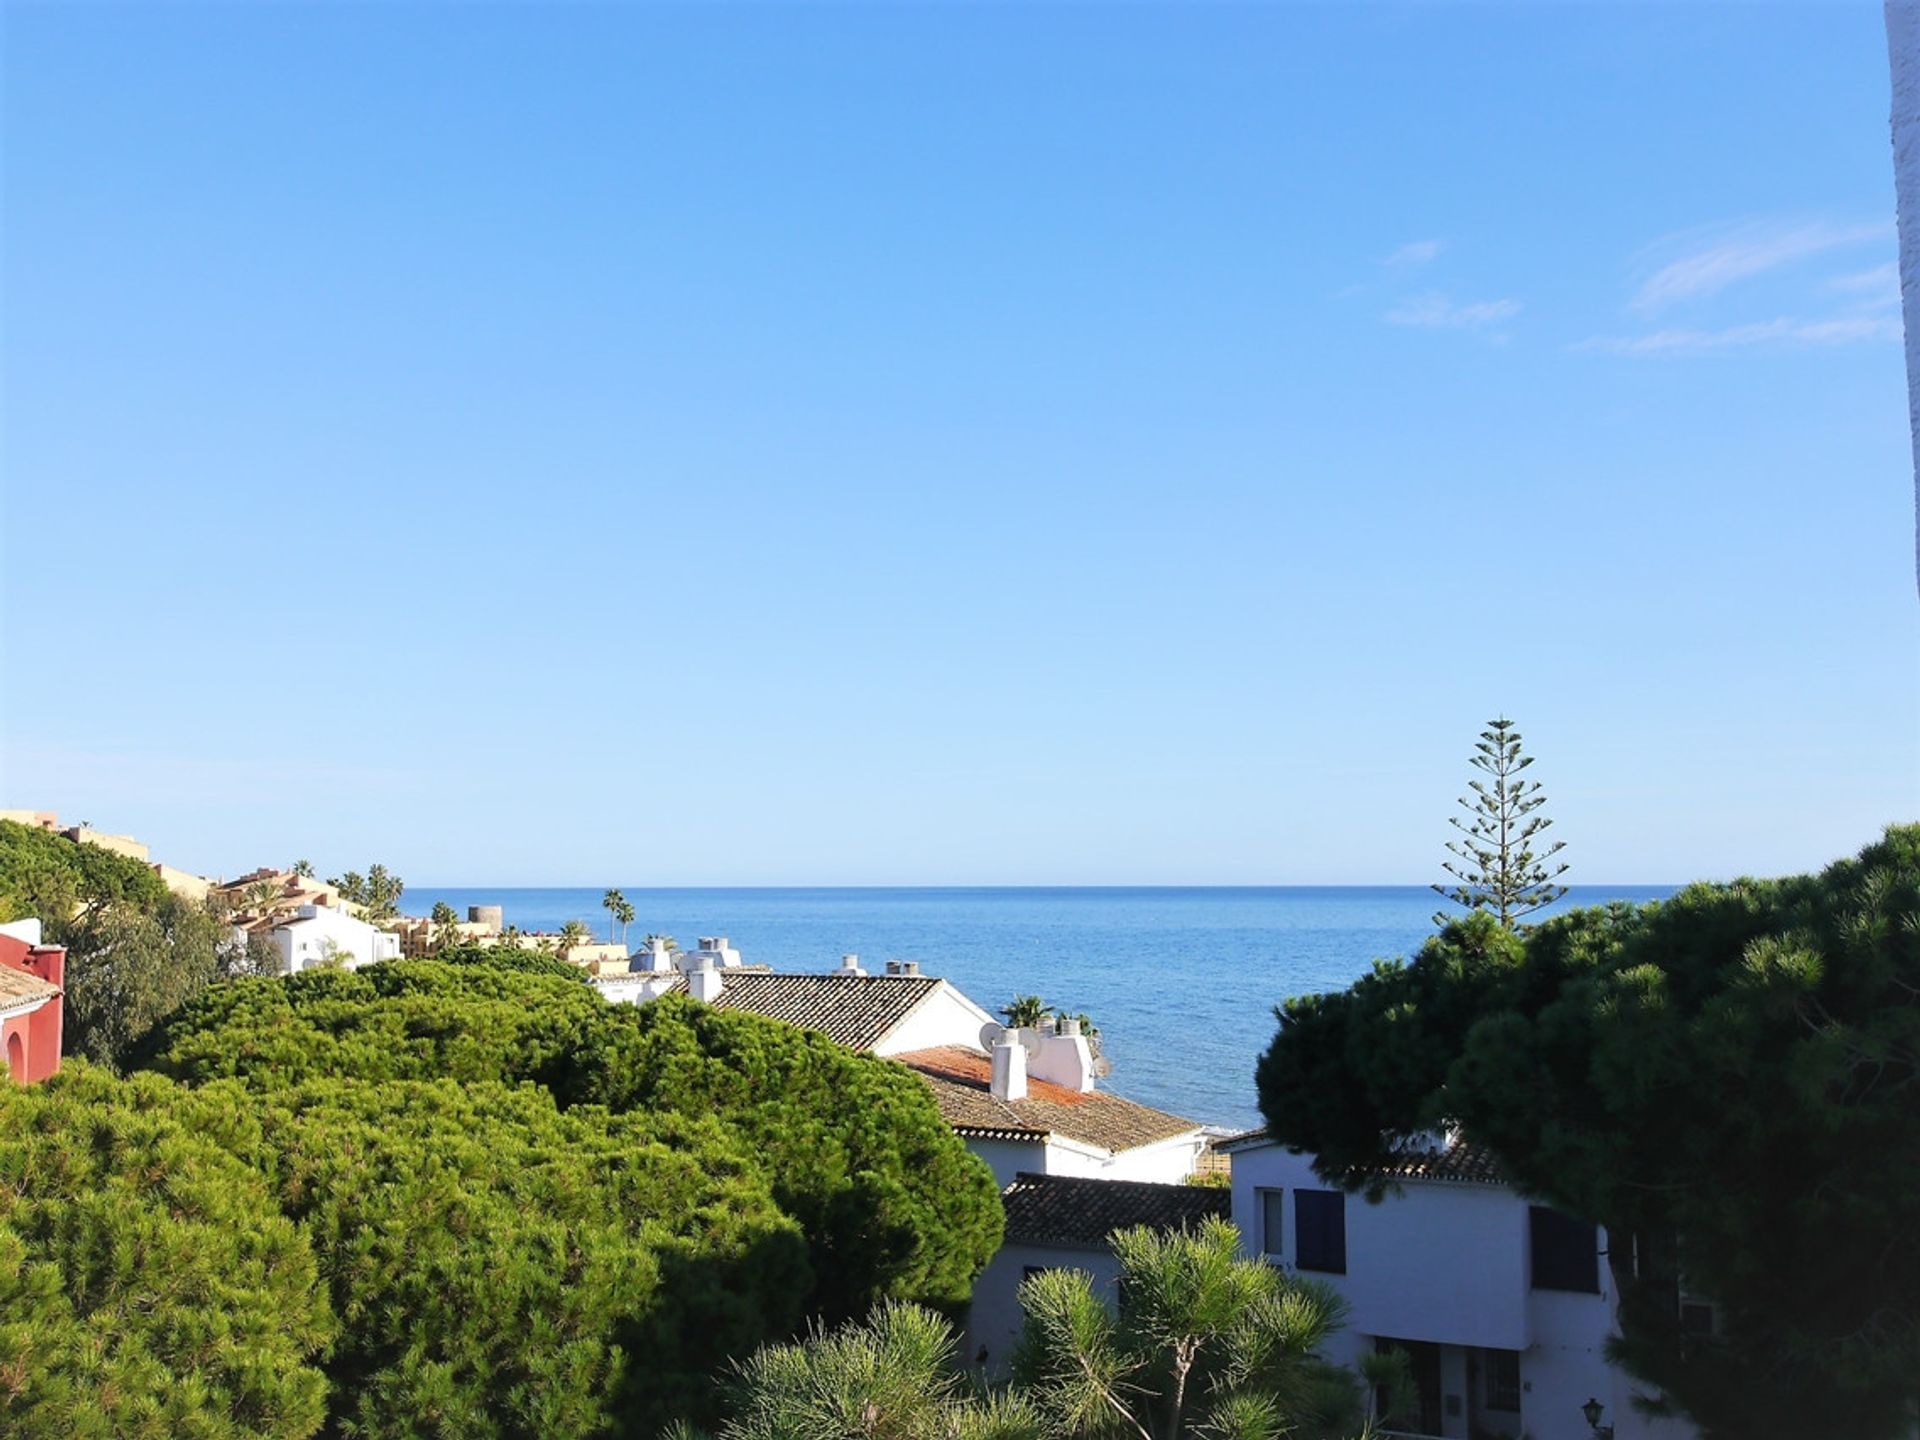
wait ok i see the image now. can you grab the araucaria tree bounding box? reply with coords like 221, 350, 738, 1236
1433, 716, 1568, 926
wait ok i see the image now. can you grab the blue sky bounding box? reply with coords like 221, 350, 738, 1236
2, 2, 1913, 886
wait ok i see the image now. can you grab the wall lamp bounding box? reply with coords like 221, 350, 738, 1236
1581, 1397, 1614, 1439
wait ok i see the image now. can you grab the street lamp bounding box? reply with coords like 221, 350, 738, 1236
1581, 1397, 1614, 1439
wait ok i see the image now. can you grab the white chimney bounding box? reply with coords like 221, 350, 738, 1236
640, 937, 673, 973
990, 1036, 1028, 1101
1029, 1022, 1095, 1093
687, 956, 725, 1003
836, 954, 866, 977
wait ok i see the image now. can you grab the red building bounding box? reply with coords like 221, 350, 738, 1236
0, 924, 65, 1084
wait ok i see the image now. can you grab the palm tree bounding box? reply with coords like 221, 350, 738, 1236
292, 859, 315, 878
1001, 994, 1050, 1029
602, 888, 635, 946
557, 919, 591, 959
642, 933, 680, 954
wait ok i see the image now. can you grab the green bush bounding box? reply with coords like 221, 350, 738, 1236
0, 1065, 332, 1440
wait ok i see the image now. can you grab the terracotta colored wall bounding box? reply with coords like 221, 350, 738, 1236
0, 936, 65, 1084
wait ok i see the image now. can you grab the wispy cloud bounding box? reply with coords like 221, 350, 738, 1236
1631, 219, 1890, 310
1576, 313, 1900, 357
1385, 292, 1521, 331
1383, 239, 1443, 268
1826, 261, 1900, 301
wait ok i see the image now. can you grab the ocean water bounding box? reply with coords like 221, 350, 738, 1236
402, 885, 1675, 1130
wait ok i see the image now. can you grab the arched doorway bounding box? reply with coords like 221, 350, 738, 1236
5, 1030, 25, 1083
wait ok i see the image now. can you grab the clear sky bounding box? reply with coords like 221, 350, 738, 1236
2, 1, 1914, 886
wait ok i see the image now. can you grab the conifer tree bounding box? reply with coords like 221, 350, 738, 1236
1432, 717, 1568, 927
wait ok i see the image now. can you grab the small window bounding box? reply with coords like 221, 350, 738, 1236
1483, 1349, 1521, 1413
1293, 1189, 1346, 1274
1529, 1206, 1600, 1293
1258, 1188, 1285, 1258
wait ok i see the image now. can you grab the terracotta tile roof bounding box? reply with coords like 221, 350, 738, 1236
665, 972, 946, 1051
895, 1047, 1203, 1156
0, 964, 60, 1011
1001, 1172, 1231, 1250
1218, 1129, 1508, 1186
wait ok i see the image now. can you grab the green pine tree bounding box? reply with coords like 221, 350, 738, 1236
1432, 716, 1569, 927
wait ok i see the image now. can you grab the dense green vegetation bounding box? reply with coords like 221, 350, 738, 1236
1257, 825, 1920, 1440
0, 819, 277, 1069
703, 1220, 1371, 1440
0, 818, 167, 921
8, 948, 1004, 1435
0, 1066, 333, 1439
147, 955, 1005, 1322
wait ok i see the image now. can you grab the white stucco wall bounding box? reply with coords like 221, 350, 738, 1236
1231, 1143, 1531, 1352
964, 1130, 1206, 1186
964, 1241, 1121, 1379
270, 906, 400, 974
872, 982, 997, 1057
1227, 1141, 1694, 1440
1889, 0, 1920, 595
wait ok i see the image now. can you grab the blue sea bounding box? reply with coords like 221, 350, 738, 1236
401, 885, 1675, 1130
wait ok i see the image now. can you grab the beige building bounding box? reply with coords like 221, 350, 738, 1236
151, 864, 214, 904
61, 826, 150, 863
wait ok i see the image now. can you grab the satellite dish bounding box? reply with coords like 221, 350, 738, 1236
979, 1022, 1007, 1051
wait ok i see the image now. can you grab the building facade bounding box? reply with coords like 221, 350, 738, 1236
1224, 1131, 1697, 1440
240, 904, 403, 975
0, 919, 65, 1085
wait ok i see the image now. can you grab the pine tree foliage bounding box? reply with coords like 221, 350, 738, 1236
1432, 717, 1568, 927
144, 950, 1004, 1324
0, 1066, 333, 1440
700, 1220, 1364, 1440
1259, 826, 1920, 1440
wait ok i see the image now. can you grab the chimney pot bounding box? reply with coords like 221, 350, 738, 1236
990, 1036, 1028, 1102
687, 955, 724, 1003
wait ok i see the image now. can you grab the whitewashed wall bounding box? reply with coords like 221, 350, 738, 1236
963, 1241, 1122, 1379
1228, 1140, 1694, 1440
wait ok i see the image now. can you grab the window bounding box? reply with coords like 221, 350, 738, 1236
1293, 1189, 1346, 1274
1258, 1188, 1285, 1259
1529, 1206, 1600, 1293
1482, 1349, 1521, 1413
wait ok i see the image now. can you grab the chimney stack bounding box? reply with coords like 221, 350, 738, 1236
990, 1035, 1028, 1101
836, 954, 866, 977
687, 955, 724, 1003
1028, 1023, 1096, 1094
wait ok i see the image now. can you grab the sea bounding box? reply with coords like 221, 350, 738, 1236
401, 885, 1675, 1131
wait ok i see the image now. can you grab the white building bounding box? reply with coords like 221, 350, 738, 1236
1222, 1130, 1698, 1440
964, 1171, 1231, 1378
595, 947, 1210, 1183
239, 903, 401, 975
